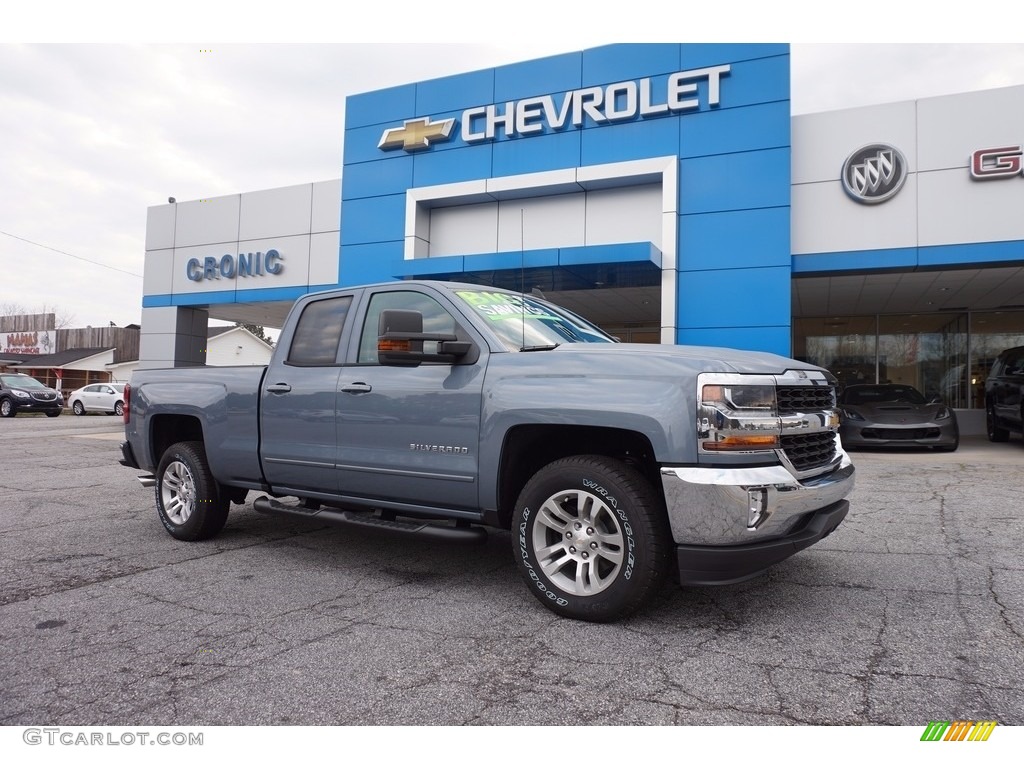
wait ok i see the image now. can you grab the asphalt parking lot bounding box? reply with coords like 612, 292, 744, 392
1, 413, 1022, 726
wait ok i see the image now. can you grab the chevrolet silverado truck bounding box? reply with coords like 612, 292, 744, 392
120, 281, 854, 622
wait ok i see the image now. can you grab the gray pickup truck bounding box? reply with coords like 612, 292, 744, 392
120, 280, 854, 622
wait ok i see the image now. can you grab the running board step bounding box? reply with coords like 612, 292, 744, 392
252, 496, 487, 543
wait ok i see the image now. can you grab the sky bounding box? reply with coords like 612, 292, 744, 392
3, 3, 1024, 334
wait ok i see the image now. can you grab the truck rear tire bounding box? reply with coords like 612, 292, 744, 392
155, 441, 230, 541
511, 455, 671, 622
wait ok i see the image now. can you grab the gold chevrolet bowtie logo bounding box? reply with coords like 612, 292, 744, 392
378, 117, 455, 152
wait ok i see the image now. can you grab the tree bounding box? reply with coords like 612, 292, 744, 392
0, 302, 75, 329
235, 322, 273, 345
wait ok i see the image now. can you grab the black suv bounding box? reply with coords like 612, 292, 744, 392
0, 373, 63, 417
985, 345, 1024, 442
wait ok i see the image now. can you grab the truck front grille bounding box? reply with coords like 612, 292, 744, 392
781, 432, 837, 472
777, 385, 835, 413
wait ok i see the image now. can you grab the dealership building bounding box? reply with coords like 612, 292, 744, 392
140, 43, 1024, 428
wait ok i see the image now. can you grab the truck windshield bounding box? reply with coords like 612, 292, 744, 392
455, 289, 615, 351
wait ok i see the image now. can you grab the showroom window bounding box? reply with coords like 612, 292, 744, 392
795, 311, 1024, 407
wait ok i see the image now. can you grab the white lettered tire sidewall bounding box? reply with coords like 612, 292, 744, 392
512, 455, 670, 622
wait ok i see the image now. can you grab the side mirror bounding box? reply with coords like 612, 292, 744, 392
377, 309, 475, 367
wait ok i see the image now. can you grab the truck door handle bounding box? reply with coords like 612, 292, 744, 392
265, 383, 292, 394
340, 382, 372, 394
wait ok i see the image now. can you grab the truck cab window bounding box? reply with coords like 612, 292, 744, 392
358, 291, 457, 364
286, 295, 353, 366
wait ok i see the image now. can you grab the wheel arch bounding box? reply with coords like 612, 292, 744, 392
493, 424, 661, 530
149, 414, 205, 468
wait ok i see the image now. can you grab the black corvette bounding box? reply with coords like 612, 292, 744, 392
838, 384, 959, 452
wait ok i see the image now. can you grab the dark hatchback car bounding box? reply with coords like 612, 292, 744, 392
0, 373, 63, 417
839, 384, 958, 451
985, 345, 1024, 442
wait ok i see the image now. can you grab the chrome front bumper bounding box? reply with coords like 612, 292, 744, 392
660, 448, 855, 547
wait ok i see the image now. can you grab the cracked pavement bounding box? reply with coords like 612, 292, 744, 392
1, 414, 1022, 725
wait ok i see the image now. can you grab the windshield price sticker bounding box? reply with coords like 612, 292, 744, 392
456, 291, 560, 323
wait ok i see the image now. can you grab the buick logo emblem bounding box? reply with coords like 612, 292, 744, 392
841, 143, 908, 204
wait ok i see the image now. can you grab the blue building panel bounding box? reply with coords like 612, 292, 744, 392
398, 255, 467, 278
233, 285, 316, 304
581, 113, 680, 166
464, 249, 559, 272
719, 55, 790, 108
338, 242, 404, 286
559, 243, 660, 267
339, 194, 406, 247
582, 44, 682, 85
343, 124, 387, 166
792, 247, 919, 274
679, 208, 790, 271
341, 155, 414, 200
677, 266, 791, 328
336, 43, 794, 356
919, 239, 1024, 268
680, 100, 790, 159
413, 143, 494, 187
679, 147, 791, 214
345, 83, 417, 130
494, 51, 583, 102
678, 43, 788, 70
679, 325, 792, 357
491, 131, 582, 177
416, 68, 495, 116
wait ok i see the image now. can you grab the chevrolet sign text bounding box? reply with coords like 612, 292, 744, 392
379, 65, 731, 151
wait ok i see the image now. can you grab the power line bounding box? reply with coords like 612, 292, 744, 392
0, 230, 143, 278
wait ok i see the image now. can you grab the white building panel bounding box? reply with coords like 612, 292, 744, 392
430, 202, 499, 256
172, 195, 241, 248
170, 243, 241, 296
309, 231, 341, 285
143, 249, 175, 296
239, 184, 313, 242
917, 85, 1024, 171
235, 234, 312, 288
919, 167, 1024, 247
311, 180, 342, 233
145, 204, 176, 250
497, 193, 586, 251
792, 101, 917, 185
791, 175, 918, 255
585, 185, 661, 248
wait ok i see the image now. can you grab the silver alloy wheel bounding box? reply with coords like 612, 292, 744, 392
160, 460, 197, 525
0, 399, 11, 416
532, 489, 624, 596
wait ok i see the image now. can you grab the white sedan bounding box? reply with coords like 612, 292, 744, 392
68, 382, 127, 416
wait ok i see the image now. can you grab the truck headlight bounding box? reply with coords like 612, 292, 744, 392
11, 389, 30, 399
698, 382, 780, 451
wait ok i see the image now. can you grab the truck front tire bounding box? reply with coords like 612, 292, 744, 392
512, 455, 671, 622
155, 441, 230, 541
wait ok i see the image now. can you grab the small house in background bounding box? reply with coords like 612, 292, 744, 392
0, 311, 272, 399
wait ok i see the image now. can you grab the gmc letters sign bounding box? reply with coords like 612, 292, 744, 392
971, 145, 1023, 179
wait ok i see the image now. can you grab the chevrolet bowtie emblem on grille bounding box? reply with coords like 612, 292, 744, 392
378, 117, 455, 152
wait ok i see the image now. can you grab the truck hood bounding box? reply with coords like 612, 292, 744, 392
533, 342, 828, 376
